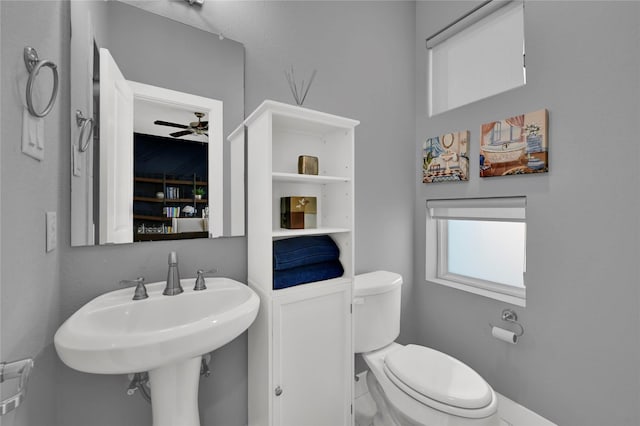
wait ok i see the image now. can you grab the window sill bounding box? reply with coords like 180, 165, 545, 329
425, 277, 526, 307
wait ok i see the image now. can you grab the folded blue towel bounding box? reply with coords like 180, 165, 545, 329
273, 260, 344, 290
273, 235, 340, 271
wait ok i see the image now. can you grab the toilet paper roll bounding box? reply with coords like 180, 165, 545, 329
491, 326, 518, 344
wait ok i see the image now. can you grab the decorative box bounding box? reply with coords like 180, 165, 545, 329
280, 196, 317, 229
298, 155, 319, 175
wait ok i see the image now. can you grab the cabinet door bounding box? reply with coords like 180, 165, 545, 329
273, 285, 352, 426
98, 48, 133, 244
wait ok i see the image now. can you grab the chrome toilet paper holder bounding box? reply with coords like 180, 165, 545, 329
489, 309, 524, 337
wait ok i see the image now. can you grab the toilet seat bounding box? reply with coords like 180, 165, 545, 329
364, 343, 498, 421
384, 344, 493, 410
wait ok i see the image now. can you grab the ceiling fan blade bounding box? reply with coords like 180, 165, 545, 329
154, 120, 189, 129
170, 130, 194, 138
200, 121, 208, 126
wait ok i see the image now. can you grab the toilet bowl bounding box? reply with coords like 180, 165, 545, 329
354, 271, 499, 426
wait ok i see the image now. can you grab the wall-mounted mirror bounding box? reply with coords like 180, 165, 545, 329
70, 0, 245, 246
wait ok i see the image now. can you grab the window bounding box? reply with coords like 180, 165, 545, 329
425, 197, 526, 306
427, 0, 526, 116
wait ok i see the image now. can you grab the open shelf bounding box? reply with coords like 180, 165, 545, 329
134, 196, 207, 203
135, 231, 208, 242
272, 227, 351, 238
133, 214, 171, 222
272, 172, 350, 184
244, 101, 358, 426
134, 173, 208, 226
134, 176, 208, 186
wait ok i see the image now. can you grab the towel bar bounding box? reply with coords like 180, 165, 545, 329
0, 358, 34, 415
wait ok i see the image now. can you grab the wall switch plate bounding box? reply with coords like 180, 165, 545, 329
46, 211, 57, 252
72, 148, 82, 177
22, 108, 45, 161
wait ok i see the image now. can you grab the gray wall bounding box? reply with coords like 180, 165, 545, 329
5, 1, 640, 426
415, 2, 640, 425
232, 0, 417, 343
55, 2, 416, 426
0, 2, 68, 425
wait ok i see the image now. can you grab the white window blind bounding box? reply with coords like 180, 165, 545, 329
427, 1, 525, 116
426, 196, 526, 222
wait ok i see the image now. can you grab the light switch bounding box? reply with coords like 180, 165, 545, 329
22, 108, 45, 161
72, 147, 82, 177
46, 211, 57, 252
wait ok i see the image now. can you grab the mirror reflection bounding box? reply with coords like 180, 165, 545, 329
133, 97, 213, 242
70, 0, 245, 246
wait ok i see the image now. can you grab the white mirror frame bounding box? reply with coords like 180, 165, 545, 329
128, 81, 224, 239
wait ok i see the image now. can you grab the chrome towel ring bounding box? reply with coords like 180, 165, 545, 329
24, 46, 59, 118
76, 110, 94, 152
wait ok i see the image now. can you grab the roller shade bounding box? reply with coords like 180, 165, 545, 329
426, 196, 525, 222
427, 0, 525, 116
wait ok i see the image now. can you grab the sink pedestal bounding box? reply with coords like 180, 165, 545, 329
54, 278, 259, 426
149, 356, 202, 426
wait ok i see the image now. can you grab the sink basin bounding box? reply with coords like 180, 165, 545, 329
55, 277, 259, 374
54, 277, 259, 426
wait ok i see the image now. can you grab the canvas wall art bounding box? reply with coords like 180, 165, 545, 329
422, 131, 470, 183
480, 109, 549, 177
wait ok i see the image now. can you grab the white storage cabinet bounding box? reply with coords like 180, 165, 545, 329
229, 101, 358, 426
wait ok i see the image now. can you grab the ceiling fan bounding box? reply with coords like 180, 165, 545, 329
154, 112, 208, 138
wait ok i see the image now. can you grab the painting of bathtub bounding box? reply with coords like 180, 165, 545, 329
422, 130, 470, 184
480, 109, 548, 177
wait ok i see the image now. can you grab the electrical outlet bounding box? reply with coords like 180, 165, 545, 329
46, 211, 57, 252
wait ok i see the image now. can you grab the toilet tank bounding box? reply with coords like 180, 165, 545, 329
353, 271, 403, 353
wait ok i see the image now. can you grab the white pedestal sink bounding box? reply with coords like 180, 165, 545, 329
54, 277, 259, 426
148, 356, 201, 426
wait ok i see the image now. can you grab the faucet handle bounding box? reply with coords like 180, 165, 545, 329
119, 277, 148, 300
194, 269, 218, 291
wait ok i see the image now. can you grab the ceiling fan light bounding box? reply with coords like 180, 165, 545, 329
185, 0, 204, 7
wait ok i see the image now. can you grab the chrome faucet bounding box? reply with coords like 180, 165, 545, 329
194, 268, 218, 291
163, 251, 183, 296
120, 277, 148, 300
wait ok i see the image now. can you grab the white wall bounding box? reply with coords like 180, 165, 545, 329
415, 2, 640, 425
0, 2, 67, 425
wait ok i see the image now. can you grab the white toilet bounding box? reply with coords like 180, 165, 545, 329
354, 271, 499, 426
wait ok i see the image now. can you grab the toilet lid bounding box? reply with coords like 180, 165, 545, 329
354, 271, 403, 297
384, 344, 493, 410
